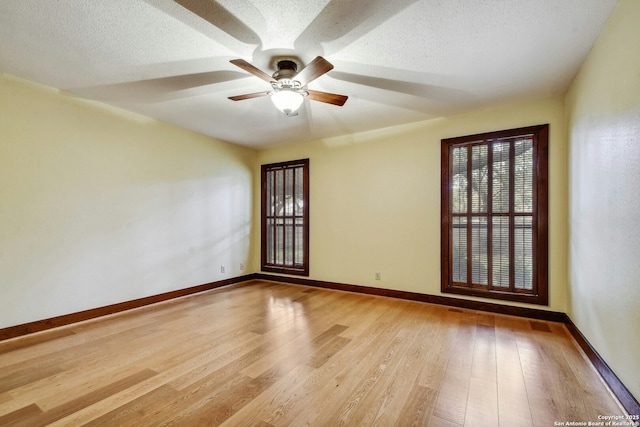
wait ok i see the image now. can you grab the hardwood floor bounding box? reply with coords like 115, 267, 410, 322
0, 280, 627, 426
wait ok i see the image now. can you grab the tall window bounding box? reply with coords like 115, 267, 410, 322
441, 125, 548, 304
261, 159, 309, 276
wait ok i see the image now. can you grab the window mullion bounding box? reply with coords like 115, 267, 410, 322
267, 170, 272, 265
466, 145, 473, 288
282, 168, 288, 266
508, 139, 516, 293
486, 140, 493, 291
290, 169, 298, 265
272, 170, 278, 266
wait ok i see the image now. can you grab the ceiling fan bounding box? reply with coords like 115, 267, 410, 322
228, 56, 348, 116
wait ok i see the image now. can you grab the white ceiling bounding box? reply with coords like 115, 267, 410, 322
0, 0, 617, 148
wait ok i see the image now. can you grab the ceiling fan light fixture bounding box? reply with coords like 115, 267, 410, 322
271, 89, 304, 116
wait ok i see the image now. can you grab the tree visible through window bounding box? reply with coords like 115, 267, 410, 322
441, 125, 548, 304
261, 159, 309, 276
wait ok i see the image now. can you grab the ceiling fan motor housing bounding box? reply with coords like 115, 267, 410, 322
272, 60, 298, 80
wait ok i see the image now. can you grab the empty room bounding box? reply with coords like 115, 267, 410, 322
1, 0, 639, 425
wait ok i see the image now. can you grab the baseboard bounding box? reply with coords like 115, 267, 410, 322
253, 273, 567, 322
0, 274, 255, 341
563, 318, 640, 416
255, 273, 639, 415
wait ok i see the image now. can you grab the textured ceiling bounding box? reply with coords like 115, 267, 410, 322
0, 0, 617, 148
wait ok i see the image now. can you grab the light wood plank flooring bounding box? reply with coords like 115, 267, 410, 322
0, 280, 626, 426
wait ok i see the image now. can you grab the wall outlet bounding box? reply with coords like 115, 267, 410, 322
220, 265, 225, 273
375, 272, 381, 280
240, 263, 245, 271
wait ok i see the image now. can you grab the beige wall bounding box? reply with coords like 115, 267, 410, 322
565, 0, 640, 400
0, 75, 256, 329
255, 95, 568, 312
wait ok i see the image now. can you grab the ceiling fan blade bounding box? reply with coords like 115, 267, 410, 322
294, 0, 419, 55
295, 56, 334, 86
307, 90, 348, 106
230, 59, 275, 84
228, 91, 272, 101
71, 70, 248, 103
174, 0, 261, 45
330, 70, 467, 101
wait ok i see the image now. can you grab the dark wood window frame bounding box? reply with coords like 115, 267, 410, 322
441, 124, 548, 305
261, 159, 310, 276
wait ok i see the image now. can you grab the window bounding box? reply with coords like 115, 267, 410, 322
261, 159, 310, 276
441, 125, 548, 304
